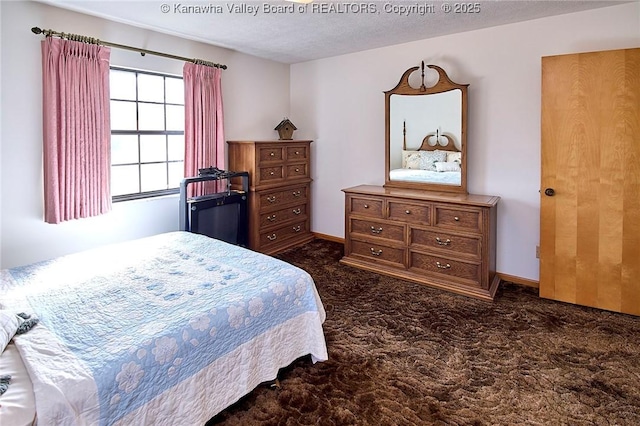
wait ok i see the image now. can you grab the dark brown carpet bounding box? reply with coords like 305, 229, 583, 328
207, 239, 640, 425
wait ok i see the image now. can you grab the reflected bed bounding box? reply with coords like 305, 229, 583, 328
390, 132, 462, 185
389, 168, 461, 185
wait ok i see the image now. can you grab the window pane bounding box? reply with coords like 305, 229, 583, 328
111, 135, 139, 165
167, 135, 184, 161
165, 77, 183, 104
141, 163, 168, 192
137, 73, 165, 103
166, 105, 184, 131
168, 161, 184, 188
138, 103, 165, 130
110, 70, 136, 100
140, 135, 167, 163
111, 164, 139, 196
111, 101, 137, 130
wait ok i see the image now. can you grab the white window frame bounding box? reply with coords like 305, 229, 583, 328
109, 66, 184, 202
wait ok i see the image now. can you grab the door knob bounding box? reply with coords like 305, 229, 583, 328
544, 188, 555, 196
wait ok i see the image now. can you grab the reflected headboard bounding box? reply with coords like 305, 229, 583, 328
402, 122, 460, 152
417, 132, 459, 152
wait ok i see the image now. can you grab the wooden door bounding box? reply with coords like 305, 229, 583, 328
540, 48, 640, 315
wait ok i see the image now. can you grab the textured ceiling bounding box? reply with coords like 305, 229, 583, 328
37, 0, 626, 63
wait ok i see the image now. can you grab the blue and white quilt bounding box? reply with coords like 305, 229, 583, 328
0, 232, 328, 425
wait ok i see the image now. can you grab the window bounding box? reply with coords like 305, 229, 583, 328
109, 67, 184, 201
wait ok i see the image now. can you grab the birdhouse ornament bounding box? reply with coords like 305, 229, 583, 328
274, 118, 297, 140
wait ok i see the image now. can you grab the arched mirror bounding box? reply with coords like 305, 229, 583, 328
385, 62, 468, 194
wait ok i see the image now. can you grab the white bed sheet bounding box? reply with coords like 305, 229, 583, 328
0, 342, 36, 426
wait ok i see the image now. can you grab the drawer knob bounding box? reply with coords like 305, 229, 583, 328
292, 190, 301, 197
436, 261, 452, 269
370, 226, 383, 234
435, 237, 451, 246
270, 171, 275, 176
293, 225, 301, 232
454, 216, 460, 221
267, 214, 276, 222
293, 208, 302, 215
267, 234, 277, 241
405, 210, 411, 214
270, 151, 275, 157
267, 196, 277, 203
363, 204, 369, 209
295, 168, 300, 172
295, 151, 300, 155
370, 247, 383, 256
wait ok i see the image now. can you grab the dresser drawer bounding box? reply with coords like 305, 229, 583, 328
286, 163, 308, 179
281, 185, 308, 204
258, 189, 283, 210
260, 220, 308, 247
410, 228, 481, 258
410, 252, 481, 286
258, 146, 284, 163
350, 218, 404, 243
286, 145, 308, 161
349, 196, 383, 218
258, 185, 308, 211
350, 240, 405, 268
434, 206, 481, 232
388, 201, 430, 225
259, 166, 284, 182
260, 204, 307, 228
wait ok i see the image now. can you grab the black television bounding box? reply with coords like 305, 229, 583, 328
187, 192, 248, 247
179, 171, 249, 247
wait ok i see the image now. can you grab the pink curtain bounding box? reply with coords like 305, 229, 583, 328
183, 63, 225, 197
41, 38, 112, 224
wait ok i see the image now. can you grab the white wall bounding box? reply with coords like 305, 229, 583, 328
0, 1, 290, 268
290, 3, 640, 282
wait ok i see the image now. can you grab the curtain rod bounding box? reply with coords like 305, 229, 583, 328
31, 27, 227, 70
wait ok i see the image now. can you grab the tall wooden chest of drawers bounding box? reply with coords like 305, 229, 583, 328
227, 140, 313, 255
341, 185, 500, 300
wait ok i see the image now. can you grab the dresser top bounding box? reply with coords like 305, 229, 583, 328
227, 140, 312, 144
343, 185, 500, 207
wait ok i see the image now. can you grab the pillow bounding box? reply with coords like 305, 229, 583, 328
419, 150, 447, 171
0, 310, 21, 353
0, 311, 39, 353
446, 151, 462, 164
435, 161, 461, 172
402, 151, 423, 169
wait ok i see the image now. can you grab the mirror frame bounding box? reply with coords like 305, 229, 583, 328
384, 62, 469, 194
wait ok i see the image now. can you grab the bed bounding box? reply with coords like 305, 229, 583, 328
0, 231, 328, 425
389, 131, 462, 185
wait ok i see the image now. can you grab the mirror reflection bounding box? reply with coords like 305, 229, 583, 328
384, 63, 468, 194
389, 90, 462, 186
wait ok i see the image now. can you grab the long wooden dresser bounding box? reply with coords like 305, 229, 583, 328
227, 140, 314, 255
341, 185, 500, 300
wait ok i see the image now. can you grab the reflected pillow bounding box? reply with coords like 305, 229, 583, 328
419, 150, 447, 171
435, 161, 461, 172
446, 151, 462, 164
402, 151, 423, 169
